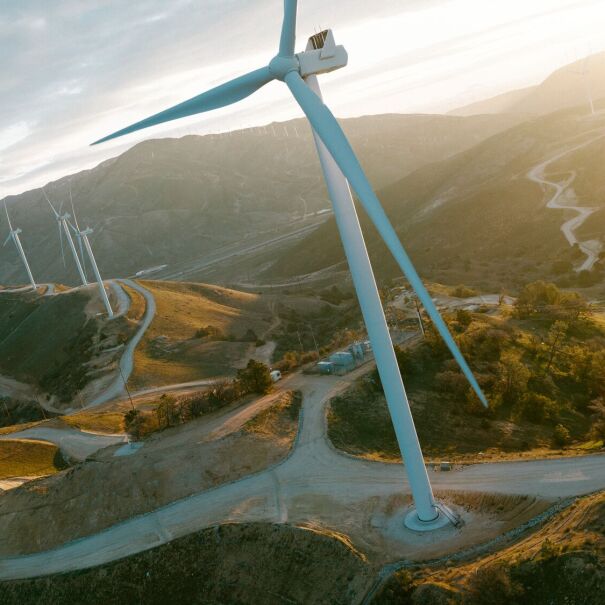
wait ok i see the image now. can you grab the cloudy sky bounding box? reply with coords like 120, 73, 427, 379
1, 0, 604, 199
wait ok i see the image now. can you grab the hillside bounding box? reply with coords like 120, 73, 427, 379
127, 280, 344, 389
0, 114, 518, 287
451, 52, 605, 117
0, 286, 135, 406
268, 104, 605, 293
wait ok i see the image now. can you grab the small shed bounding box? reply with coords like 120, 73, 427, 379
329, 351, 356, 375
317, 361, 334, 375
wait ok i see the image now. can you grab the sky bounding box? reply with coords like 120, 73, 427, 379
1, 0, 604, 199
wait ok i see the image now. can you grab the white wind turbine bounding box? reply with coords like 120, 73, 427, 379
93, 0, 488, 529
68, 203, 113, 318
43, 189, 88, 287
3, 202, 37, 291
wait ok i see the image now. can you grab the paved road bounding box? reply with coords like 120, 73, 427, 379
157, 217, 327, 281
1, 367, 603, 580
0, 427, 125, 461
86, 279, 156, 408
527, 131, 605, 272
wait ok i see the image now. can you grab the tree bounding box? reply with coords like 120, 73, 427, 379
237, 359, 273, 395
499, 352, 531, 405
588, 397, 605, 440
517, 392, 558, 424
553, 424, 571, 446
155, 394, 180, 429
543, 320, 568, 372
456, 309, 473, 330
123, 409, 143, 441
463, 564, 523, 605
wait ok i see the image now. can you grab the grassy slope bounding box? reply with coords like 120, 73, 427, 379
328, 309, 603, 463
0, 391, 302, 555
0, 440, 66, 479
268, 107, 605, 293
0, 523, 374, 605
0, 290, 88, 381
129, 280, 274, 389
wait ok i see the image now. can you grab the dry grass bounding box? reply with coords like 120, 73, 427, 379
122, 284, 146, 322
243, 390, 301, 443
128, 280, 273, 389
62, 411, 126, 435
0, 440, 66, 479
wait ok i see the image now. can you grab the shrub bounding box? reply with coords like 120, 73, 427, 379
553, 424, 571, 446
237, 359, 273, 395
451, 285, 478, 298
194, 325, 224, 340
155, 394, 180, 429
517, 392, 558, 424
123, 409, 143, 441
463, 564, 523, 605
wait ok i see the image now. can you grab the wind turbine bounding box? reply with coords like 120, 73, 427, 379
93, 0, 488, 530
68, 204, 113, 318
43, 189, 88, 286
570, 53, 595, 116
3, 202, 36, 291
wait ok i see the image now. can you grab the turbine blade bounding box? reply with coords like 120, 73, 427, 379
59, 223, 66, 268
279, 0, 298, 56
4, 202, 13, 231
42, 188, 59, 217
92, 66, 274, 145
3, 233, 11, 247
70, 194, 82, 232
285, 71, 488, 407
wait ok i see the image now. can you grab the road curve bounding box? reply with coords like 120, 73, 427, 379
1, 367, 604, 580
85, 279, 156, 409
0, 427, 125, 461
527, 132, 605, 272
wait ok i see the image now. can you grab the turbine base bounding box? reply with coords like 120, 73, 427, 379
404, 505, 454, 532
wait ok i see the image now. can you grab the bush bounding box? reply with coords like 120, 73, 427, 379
463, 564, 523, 605
451, 285, 478, 298
123, 409, 143, 441
194, 325, 224, 340
237, 359, 273, 395
553, 424, 571, 446
155, 394, 180, 429
517, 392, 558, 424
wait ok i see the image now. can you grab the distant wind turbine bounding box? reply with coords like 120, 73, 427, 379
571, 54, 596, 116
43, 189, 88, 286
68, 204, 113, 318
3, 202, 36, 291
93, 0, 487, 530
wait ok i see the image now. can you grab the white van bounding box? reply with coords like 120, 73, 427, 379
270, 370, 282, 383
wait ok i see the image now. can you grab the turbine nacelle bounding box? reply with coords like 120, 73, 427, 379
297, 29, 348, 78
270, 29, 347, 80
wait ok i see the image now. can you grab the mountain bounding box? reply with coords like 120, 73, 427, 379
451, 52, 605, 117
267, 104, 605, 293
0, 114, 518, 287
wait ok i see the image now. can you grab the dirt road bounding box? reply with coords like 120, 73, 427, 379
527, 131, 605, 272
1, 367, 603, 580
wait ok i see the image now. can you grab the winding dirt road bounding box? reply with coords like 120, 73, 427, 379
527, 132, 605, 272
1, 365, 603, 580
85, 279, 156, 408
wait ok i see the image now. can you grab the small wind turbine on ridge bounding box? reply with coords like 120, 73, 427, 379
92, 0, 488, 530
68, 202, 114, 318
3, 202, 37, 291
43, 188, 88, 287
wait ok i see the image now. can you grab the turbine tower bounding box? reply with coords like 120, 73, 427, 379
43, 189, 88, 286
69, 206, 113, 318
3, 202, 36, 291
93, 0, 488, 529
